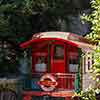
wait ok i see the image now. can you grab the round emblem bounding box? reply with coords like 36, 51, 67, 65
39, 74, 58, 91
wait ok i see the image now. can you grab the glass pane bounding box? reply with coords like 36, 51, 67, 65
35, 56, 47, 72
69, 52, 78, 72
54, 45, 64, 59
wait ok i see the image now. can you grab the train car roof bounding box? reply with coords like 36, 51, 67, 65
20, 32, 96, 51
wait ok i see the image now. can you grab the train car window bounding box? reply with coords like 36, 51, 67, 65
54, 45, 64, 59
35, 56, 47, 72
84, 52, 93, 73
69, 52, 78, 73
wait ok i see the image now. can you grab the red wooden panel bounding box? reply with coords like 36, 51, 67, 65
23, 95, 32, 100
23, 91, 78, 97
51, 60, 65, 73
65, 97, 71, 100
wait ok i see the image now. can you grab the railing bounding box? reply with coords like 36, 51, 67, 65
55, 73, 76, 91
29, 73, 77, 91
22, 73, 78, 100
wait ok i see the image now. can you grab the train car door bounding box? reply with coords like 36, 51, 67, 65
51, 43, 66, 73
51, 42, 66, 89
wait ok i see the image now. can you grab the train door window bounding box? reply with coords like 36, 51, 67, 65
84, 52, 93, 73
54, 45, 64, 59
69, 52, 78, 73
35, 56, 47, 72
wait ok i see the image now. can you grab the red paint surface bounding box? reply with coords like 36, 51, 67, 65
20, 38, 78, 48
23, 91, 78, 97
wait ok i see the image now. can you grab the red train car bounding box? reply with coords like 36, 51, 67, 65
20, 32, 96, 100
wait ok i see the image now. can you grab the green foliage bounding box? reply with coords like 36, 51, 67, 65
92, 42, 100, 89
80, 0, 100, 99
0, 15, 10, 35
0, 0, 84, 39
82, 0, 100, 40
0, 0, 66, 42
79, 88, 96, 100
86, 0, 100, 89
